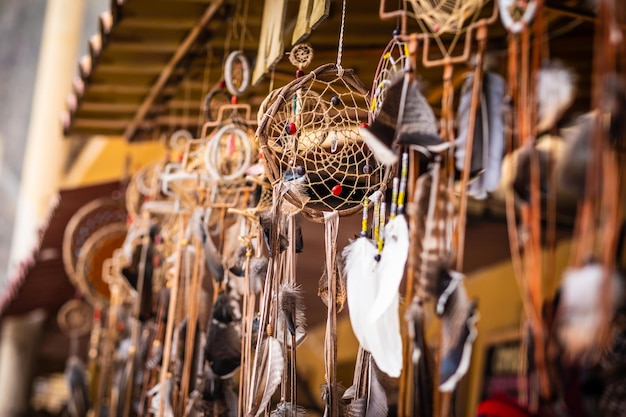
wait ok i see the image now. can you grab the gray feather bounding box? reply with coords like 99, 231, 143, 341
345, 398, 367, 417
365, 358, 388, 417
270, 401, 308, 416
361, 72, 444, 165
65, 356, 90, 417
454, 71, 506, 199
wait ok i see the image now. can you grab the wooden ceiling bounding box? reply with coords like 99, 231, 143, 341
62, 0, 601, 142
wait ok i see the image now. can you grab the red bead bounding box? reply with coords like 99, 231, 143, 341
360, 122, 368, 128
287, 122, 297, 135
331, 184, 343, 196
93, 308, 101, 321
231, 95, 238, 104
219, 80, 226, 89
296, 69, 304, 78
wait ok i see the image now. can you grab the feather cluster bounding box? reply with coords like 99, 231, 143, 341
370, 214, 409, 321
65, 356, 90, 417
360, 72, 446, 166
344, 234, 403, 378
536, 62, 576, 132
205, 293, 242, 377
279, 282, 306, 336
270, 401, 308, 416
557, 262, 624, 362
318, 258, 347, 313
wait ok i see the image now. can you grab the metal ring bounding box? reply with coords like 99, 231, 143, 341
204, 124, 252, 181
169, 129, 193, 151
224, 50, 250, 96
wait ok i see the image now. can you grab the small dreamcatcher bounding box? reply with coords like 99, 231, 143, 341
288, 42, 314, 71
370, 38, 411, 119
203, 52, 251, 122
58, 299, 93, 339
201, 104, 257, 183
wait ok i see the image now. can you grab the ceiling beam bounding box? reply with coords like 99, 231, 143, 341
96, 64, 167, 75
78, 102, 140, 113
120, 17, 197, 30
107, 42, 181, 53
123, 0, 225, 140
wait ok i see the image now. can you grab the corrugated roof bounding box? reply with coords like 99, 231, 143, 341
0, 182, 124, 317
62, 0, 236, 141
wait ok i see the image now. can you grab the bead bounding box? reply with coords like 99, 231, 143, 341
392, 28, 400, 37
374, 254, 381, 262
360, 122, 368, 128
231, 95, 238, 104
286, 122, 297, 135
219, 80, 226, 89
296, 69, 304, 78
331, 96, 340, 106
296, 165, 305, 176
331, 184, 342, 196
363, 164, 371, 174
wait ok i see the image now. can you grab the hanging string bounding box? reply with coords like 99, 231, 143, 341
197, 45, 214, 136
238, 0, 251, 51
336, 0, 347, 74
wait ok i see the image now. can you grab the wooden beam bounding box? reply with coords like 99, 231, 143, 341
87, 84, 151, 94
73, 118, 133, 130
120, 17, 197, 30
96, 64, 166, 75
124, 0, 225, 140
78, 102, 140, 113
107, 42, 181, 53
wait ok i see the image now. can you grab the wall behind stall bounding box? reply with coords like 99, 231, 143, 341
461, 240, 572, 417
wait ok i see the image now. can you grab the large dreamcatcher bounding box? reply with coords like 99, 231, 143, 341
358, 1, 503, 415
253, 0, 391, 414
62, 197, 128, 306
258, 63, 385, 221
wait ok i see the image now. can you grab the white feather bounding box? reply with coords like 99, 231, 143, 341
344, 237, 379, 352
557, 263, 623, 361
369, 215, 409, 321
536, 63, 575, 132
359, 127, 399, 166
368, 295, 403, 377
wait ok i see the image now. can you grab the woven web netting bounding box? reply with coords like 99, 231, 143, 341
257, 63, 387, 221
402, 0, 488, 61
371, 38, 411, 119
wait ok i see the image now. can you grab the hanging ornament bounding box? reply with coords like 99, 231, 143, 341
288, 42, 314, 71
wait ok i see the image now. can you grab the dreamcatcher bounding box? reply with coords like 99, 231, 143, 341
254, 0, 389, 414
62, 197, 128, 306
370, 38, 411, 120
258, 63, 385, 220
365, 0, 502, 415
